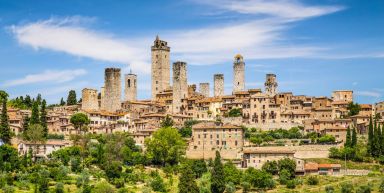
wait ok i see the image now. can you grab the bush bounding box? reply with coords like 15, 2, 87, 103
150, 174, 166, 192
325, 185, 335, 193
341, 182, 354, 193
278, 169, 291, 185
306, 176, 319, 185
380, 179, 384, 193
225, 182, 236, 193
2, 185, 15, 193
93, 181, 115, 193
286, 180, 296, 189
55, 182, 64, 193
356, 185, 371, 193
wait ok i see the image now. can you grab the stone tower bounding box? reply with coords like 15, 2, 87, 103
124, 72, 137, 101
172, 61, 188, 114
199, 83, 210, 97
102, 68, 121, 112
151, 35, 170, 100
81, 88, 99, 111
214, 74, 224, 97
265, 74, 278, 96
100, 87, 105, 110
233, 54, 245, 93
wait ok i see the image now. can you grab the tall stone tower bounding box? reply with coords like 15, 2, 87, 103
233, 54, 245, 92
172, 61, 188, 114
151, 35, 170, 100
81, 88, 99, 111
100, 87, 105, 110
214, 74, 224, 97
265, 74, 278, 96
124, 72, 137, 101
102, 68, 122, 112
199, 83, 210, 97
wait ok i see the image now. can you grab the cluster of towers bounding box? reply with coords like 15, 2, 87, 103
82, 36, 279, 113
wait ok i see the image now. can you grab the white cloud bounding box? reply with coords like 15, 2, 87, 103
356, 91, 381, 98
194, 0, 344, 20
10, 17, 150, 73
3, 69, 87, 87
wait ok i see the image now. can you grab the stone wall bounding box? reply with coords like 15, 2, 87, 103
102, 68, 121, 112
124, 73, 137, 101
81, 88, 99, 111
233, 55, 245, 92
214, 74, 224, 97
172, 61, 188, 114
199, 83, 210, 97
243, 145, 338, 159
151, 36, 170, 100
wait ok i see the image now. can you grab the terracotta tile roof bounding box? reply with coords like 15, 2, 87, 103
243, 149, 295, 154
304, 162, 318, 171
318, 164, 341, 168
192, 122, 241, 130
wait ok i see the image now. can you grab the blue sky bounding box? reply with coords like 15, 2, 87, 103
0, 0, 383, 104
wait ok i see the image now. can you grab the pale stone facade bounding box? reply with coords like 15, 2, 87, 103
332, 90, 353, 102
81, 88, 99, 111
199, 83, 210, 97
102, 68, 121, 112
151, 36, 170, 99
233, 54, 245, 93
214, 74, 224, 97
265, 74, 278, 96
124, 73, 137, 101
172, 61, 188, 114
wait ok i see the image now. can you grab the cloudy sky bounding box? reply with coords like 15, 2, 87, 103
0, 0, 383, 104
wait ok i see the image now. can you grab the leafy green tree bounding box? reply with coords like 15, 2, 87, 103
286, 180, 296, 189
150, 171, 166, 192
160, 115, 174, 128
242, 167, 275, 189
23, 124, 46, 158
228, 108, 242, 117
55, 182, 64, 193
347, 102, 360, 117
278, 158, 296, 179
223, 161, 241, 185
341, 182, 354, 193
67, 90, 77, 105
372, 121, 381, 157
345, 126, 351, 147
40, 100, 48, 138
318, 134, 335, 144
0, 145, 19, 172
262, 160, 278, 175
70, 113, 90, 134
278, 169, 291, 185
307, 176, 319, 185
351, 126, 357, 147
145, 127, 185, 166
211, 151, 225, 193
0, 96, 12, 144
250, 136, 263, 146
199, 173, 211, 193
356, 185, 371, 193
191, 159, 207, 178
93, 181, 115, 193
179, 127, 192, 138
225, 182, 236, 193
22, 116, 30, 134
30, 102, 40, 125
105, 161, 122, 180
241, 181, 250, 193
178, 164, 199, 193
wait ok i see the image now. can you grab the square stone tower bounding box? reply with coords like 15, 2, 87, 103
172, 61, 188, 114
214, 74, 224, 97
151, 35, 170, 100
124, 72, 137, 101
265, 74, 278, 96
81, 88, 99, 111
233, 54, 245, 92
199, 83, 210, 97
102, 68, 121, 112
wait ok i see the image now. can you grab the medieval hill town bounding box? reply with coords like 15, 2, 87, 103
1, 1, 384, 193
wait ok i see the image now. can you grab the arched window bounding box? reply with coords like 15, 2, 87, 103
128, 79, 131, 87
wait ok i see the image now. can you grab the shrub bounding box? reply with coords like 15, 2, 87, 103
341, 182, 354, 193
306, 176, 319, 185
356, 185, 371, 193
2, 185, 15, 193
150, 174, 166, 192
380, 179, 384, 193
93, 181, 115, 193
55, 182, 64, 193
286, 180, 296, 189
225, 182, 236, 193
325, 185, 335, 193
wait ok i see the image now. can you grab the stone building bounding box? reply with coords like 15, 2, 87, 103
233, 54, 245, 93
375, 101, 384, 117
151, 35, 170, 100
81, 88, 99, 111
102, 68, 121, 112
214, 74, 224, 97
265, 74, 278, 96
332, 90, 353, 102
199, 83, 210, 97
172, 61, 188, 114
124, 72, 137, 101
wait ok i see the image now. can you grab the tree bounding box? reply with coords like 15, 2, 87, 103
0, 96, 12, 144
150, 171, 166, 192
372, 121, 381, 157
0, 145, 19, 172
145, 127, 185, 166
60, 98, 66, 106
0, 91, 8, 104
93, 181, 115, 193
223, 161, 241, 185
160, 115, 174, 128
368, 116, 373, 155
307, 176, 319, 185
380, 179, 384, 193
191, 159, 207, 178
40, 100, 48, 138
225, 182, 236, 193
278, 158, 296, 179
347, 102, 360, 117
318, 134, 335, 144
22, 116, 30, 134
228, 108, 242, 117
178, 164, 199, 193
70, 113, 90, 134
23, 124, 46, 160
211, 151, 225, 193
30, 102, 40, 125
179, 127, 192, 138
345, 126, 351, 148
55, 182, 64, 193
262, 160, 279, 175
242, 168, 275, 189
351, 126, 357, 147
341, 182, 354, 193
67, 90, 77, 105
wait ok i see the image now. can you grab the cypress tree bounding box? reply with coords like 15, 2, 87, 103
368, 116, 373, 155
22, 116, 30, 133
30, 101, 40, 125
0, 97, 12, 144
377, 124, 382, 156
381, 124, 384, 156
178, 164, 199, 193
372, 120, 380, 157
40, 100, 48, 138
60, 97, 65, 106
345, 126, 351, 148
351, 127, 357, 148
66, 90, 77, 105
211, 151, 225, 193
